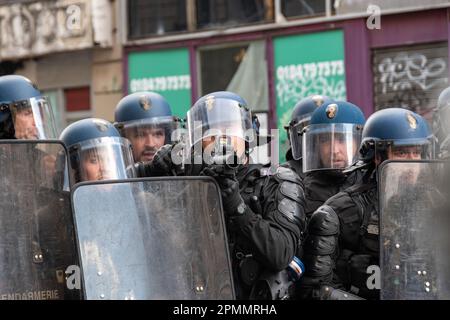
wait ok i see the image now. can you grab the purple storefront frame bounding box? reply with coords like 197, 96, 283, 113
123, 8, 450, 129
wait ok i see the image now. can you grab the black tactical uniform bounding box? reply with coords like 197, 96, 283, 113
299, 172, 379, 300
227, 164, 306, 299
139, 90, 308, 299
281, 160, 361, 219
136, 149, 307, 299
302, 171, 362, 218
300, 107, 434, 300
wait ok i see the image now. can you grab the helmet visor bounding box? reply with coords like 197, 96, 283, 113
69, 136, 135, 184
119, 115, 181, 144
186, 98, 253, 148
303, 123, 363, 172
375, 137, 434, 162
289, 114, 311, 160
10, 97, 58, 140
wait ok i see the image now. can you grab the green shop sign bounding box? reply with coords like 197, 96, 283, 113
128, 48, 192, 118
274, 29, 347, 162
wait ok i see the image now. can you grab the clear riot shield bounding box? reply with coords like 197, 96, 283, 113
0, 140, 80, 300
71, 177, 234, 300
379, 160, 450, 300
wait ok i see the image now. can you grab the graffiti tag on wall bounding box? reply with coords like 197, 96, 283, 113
375, 48, 448, 121
275, 59, 347, 160
379, 53, 446, 93
276, 60, 346, 106
274, 30, 347, 162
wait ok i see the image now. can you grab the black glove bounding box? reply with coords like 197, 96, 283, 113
201, 164, 245, 215
136, 144, 183, 177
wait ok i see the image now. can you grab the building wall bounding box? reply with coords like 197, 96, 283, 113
4, 2, 446, 136
36, 51, 92, 90
372, 42, 448, 122
91, 0, 124, 122
0, 0, 118, 133
123, 7, 450, 161
124, 8, 450, 120
13, 50, 92, 134
336, 0, 450, 14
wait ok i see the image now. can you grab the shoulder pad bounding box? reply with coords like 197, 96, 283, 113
278, 198, 304, 223
305, 233, 337, 256
279, 181, 305, 204
324, 192, 362, 226
275, 166, 302, 184
277, 197, 307, 232
308, 205, 339, 236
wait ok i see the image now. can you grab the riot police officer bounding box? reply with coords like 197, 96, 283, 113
0, 75, 58, 140
0, 75, 79, 300
283, 95, 333, 179
300, 108, 434, 300
290, 101, 366, 218
60, 118, 136, 185
114, 92, 181, 163
137, 91, 307, 300
0, 75, 61, 182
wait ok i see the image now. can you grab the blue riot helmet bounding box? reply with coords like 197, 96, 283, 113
303, 101, 365, 172
0, 75, 58, 140
60, 118, 135, 185
359, 108, 433, 164
186, 91, 255, 161
286, 95, 334, 160
114, 92, 181, 163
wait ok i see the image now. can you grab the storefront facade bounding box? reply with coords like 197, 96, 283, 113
123, 1, 450, 160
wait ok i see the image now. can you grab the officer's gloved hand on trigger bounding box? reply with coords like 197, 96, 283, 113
201, 164, 245, 216
136, 144, 181, 177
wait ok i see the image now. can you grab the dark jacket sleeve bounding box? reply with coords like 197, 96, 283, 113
298, 190, 360, 298
230, 166, 307, 272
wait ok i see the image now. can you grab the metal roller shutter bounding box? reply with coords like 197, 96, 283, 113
373, 42, 449, 122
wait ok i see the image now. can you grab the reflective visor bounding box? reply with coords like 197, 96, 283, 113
10, 97, 58, 140
68, 136, 135, 184
303, 123, 363, 172
289, 114, 311, 160
186, 98, 253, 148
